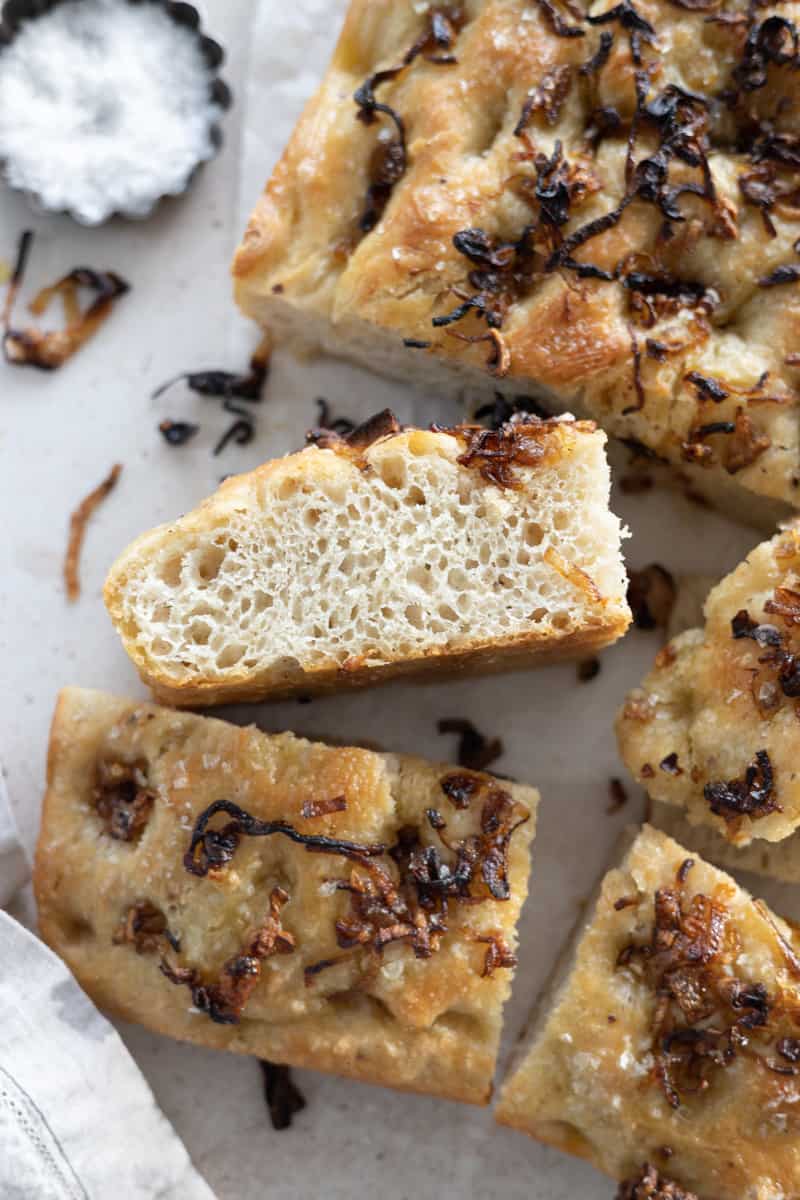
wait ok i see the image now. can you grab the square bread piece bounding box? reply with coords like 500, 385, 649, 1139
495, 824, 800, 1200
35, 687, 538, 1104
104, 413, 630, 708
233, 0, 800, 526
617, 524, 800, 852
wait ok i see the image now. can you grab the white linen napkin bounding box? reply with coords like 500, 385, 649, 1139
0, 773, 216, 1200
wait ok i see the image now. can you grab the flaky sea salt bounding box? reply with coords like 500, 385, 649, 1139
0, 0, 224, 224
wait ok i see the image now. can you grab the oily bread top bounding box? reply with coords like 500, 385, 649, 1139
234, 0, 800, 513
617, 524, 800, 848
35, 688, 538, 1104
495, 824, 800, 1200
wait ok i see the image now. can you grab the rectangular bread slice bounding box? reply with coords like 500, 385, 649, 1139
104, 413, 630, 707
495, 823, 800, 1200
233, 0, 800, 528
616, 524, 800, 852
35, 687, 538, 1105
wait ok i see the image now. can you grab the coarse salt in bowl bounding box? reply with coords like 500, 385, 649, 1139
0, 0, 232, 225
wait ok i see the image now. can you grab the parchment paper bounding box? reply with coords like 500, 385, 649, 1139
2, 1, 795, 1197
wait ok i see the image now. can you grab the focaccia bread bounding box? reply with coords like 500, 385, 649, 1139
104, 412, 630, 707
616, 524, 800, 850
233, 0, 800, 526
35, 688, 537, 1104
495, 824, 800, 1200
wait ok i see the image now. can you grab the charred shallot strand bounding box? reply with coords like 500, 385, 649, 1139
738, 133, 800, 236
731, 609, 782, 646
64, 463, 122, 603
759, 264, 800, 287
2, 230, 129, 369
308, 397, 357, 440
259, 1061, 306, 1131
93, 758, 154, 843
627, 564, 676, 631
152, 340, 270, 456
686, 371, 728, 402
680, 410, 769, 475
437, 718, 503, 771
514, 65, 573, 132
307, 407, 401, 452
586, 0, 656, 64
731, 12, 799, 98
704, 749, 779, 823
580, 30, 614, 74
475, 931, 518, 977
616, 1163, 700, 1200
354, 6, 464, 230
184, 799, 387, 877
301, 796, 347, 820
532, 0, 585, 38
113, 901, 169, 955
160, 887, 295, 1025
158, 418, 199, 447
440, 771, 482, 809
624, 323, 646, 413
152, 356, 269, 403
445, 327, 510, 377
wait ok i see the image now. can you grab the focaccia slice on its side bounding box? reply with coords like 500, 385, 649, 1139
495, 824, 800, 1200
35, 688, 538, 1104
104, 413, 630, 708
616, 524, 800, 854
233, 0, 800, 527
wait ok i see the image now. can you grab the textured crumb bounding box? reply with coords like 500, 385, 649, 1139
104, 420, 630, 703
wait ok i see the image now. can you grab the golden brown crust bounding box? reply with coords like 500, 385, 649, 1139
142, 622, 629, 707
617, 524, 800, 848
495, 825, 800, 1200
35, 688, 538, 1104
234, 0, 800, 519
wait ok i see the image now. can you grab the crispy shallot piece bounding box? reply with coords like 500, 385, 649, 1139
2, 231, 129, 370
64, 464, 122, 602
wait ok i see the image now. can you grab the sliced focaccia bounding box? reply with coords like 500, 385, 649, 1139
35, 687, 538, 1104
495, 824, 800, 1200
104, 412, 629, 707
616, 525, 800, 851
234, 0, 800, 526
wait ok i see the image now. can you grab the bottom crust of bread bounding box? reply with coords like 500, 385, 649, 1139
146, 618, 630, 707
